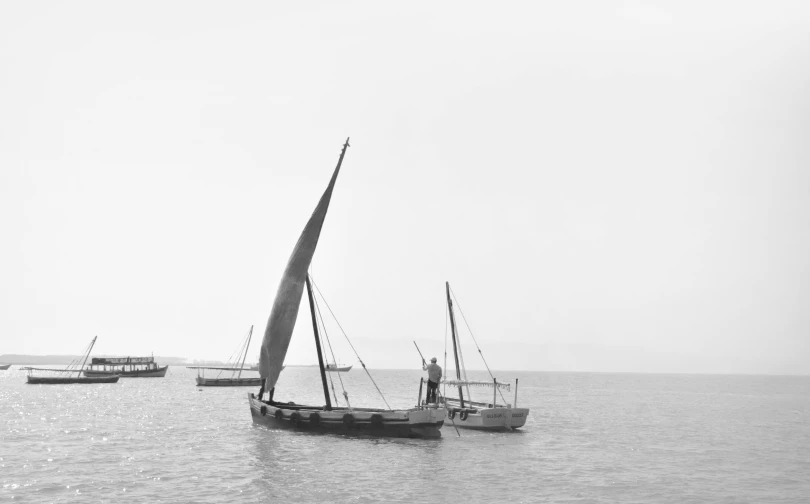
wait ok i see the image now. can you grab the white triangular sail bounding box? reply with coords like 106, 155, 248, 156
258, 139, 350, 390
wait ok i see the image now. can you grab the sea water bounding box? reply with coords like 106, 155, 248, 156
1, 367, 808, 503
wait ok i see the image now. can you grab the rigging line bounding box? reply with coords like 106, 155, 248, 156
313, 296, 338, 405
309, 275, 392, 410
316, 300, 340, 406
67, 339, 91, 372
456, 322, 472, 401
217, 327, 250, 379
316, 307, 339, 406
449, 286, 507, 405
311, 288, 344, 405
443, 297, 448, 399
66, 338, 93, 376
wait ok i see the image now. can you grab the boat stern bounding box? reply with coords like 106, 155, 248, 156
407, 404, 446, 438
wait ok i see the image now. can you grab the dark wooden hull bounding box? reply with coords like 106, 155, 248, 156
197, 376, 262, 387
27, 375, 120, 384
84, 366, 168, 378
0, 364, 11, 370
247, 393, 445, 438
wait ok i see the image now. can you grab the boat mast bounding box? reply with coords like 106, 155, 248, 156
306, 275, 332, 410
78, 336, 98, 377
237, 325, 253, 379
446, 282, 465, 409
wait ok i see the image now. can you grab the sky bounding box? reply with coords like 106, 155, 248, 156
1, 1, 808, 374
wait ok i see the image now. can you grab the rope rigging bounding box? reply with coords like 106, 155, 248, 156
59, 338, 96, 376
311, 287, 347, 407
215, 327, 252, 379
443, 298, 448, 399
449, 285, 508, 405
309, 275, 392, 410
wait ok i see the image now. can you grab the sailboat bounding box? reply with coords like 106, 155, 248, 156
23, 337, 120, 384
440, 282, 529, 430
188, 325, 263, 386
247, 138, 446, 438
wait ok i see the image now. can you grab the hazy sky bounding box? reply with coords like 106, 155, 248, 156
2, 1, 808, 374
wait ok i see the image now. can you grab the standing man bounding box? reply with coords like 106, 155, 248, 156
423, 357, 442, 404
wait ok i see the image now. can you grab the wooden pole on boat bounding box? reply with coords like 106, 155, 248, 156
237, 325, 253, 379
514, 378, 518, 408
306, 275, 332, 411
446, 282, 465, 409
418, 378, 424, 407
437, 389, 461, 437
78, 336, 98, 376
493, 378, 497, 408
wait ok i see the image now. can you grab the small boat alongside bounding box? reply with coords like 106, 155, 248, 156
24, 336, 120, 384
439, 282, 529, 430
250, 139, 445, 438
190, 326, 278, 387
84, 356, 167, 377
195, 372, 262, 387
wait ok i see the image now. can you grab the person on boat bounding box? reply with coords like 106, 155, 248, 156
422, 357, 442, 404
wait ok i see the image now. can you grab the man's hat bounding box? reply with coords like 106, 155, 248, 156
431, 357, 437, 362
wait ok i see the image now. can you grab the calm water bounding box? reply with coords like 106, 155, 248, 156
1, 367, 808, 503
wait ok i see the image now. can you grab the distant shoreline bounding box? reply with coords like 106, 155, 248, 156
0, 354, 190, 365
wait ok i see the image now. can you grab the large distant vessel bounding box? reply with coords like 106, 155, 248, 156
84, 356, 167, 377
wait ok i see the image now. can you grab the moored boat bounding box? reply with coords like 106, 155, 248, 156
26, 373, 120, 384
84, 356, 167, 377
325, 363, 352, 372
439, 282, 529, 430
24, 336, 120, 384
249, 138, 445, 438
189, 326, 260, 387
190, 327, 288, 387
0, 364, 11, 370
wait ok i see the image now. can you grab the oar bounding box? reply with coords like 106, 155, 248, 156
413, 341, 427, 367
437, 389, 461, 437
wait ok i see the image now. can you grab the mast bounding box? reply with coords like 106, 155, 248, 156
446, 282, 465, 408
78, 336, 98, 376
306, 275, 332, 410
237, 325, 253, 379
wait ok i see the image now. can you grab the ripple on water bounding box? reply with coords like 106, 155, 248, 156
1, 369, 809, 503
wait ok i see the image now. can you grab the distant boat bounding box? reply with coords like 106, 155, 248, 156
325, 363, 352, 372
0, 364, 11, 370
439, 282, 529, 430
24, 337, 120, 384
189, 325, 274, 387
84, 356, 167, 377
248, 138, 446, 438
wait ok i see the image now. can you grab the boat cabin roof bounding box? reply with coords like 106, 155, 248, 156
91, 356, 154, 365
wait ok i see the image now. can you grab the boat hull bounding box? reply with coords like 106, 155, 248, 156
248, 393, 445, 438
443, 400, 529, 430
0, 364, 11, 370
325, 365, 352, 372
27, 375, 120, 384
84, 366, 168, 378
197, 376, 262, 387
